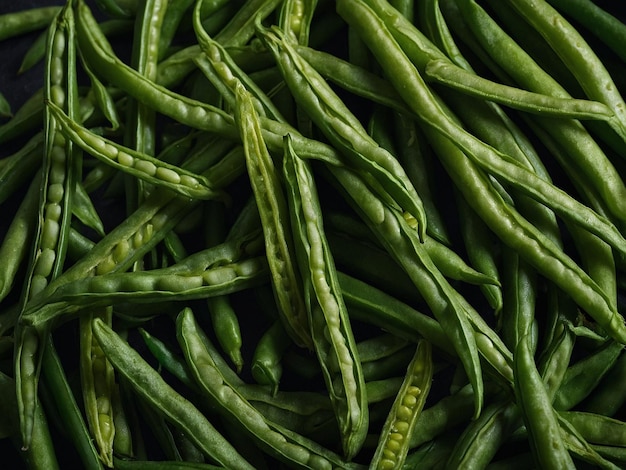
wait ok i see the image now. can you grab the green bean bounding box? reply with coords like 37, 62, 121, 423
295, 45, 410, 116
80, 50, 121, 131
16, 3, 81, 449
139, 327, 197, 391
424, 58, 614, 119
232, 82, 312, 350
0, 6, 61, 41
445, 399, 520, 470
409, 382, 476, 448
455, 0, 626, 222
157, 0, 195, 60
72, 180, 106, 237
213, 0, 282, 47
370, 340, 432, 470
176, 307, 364, 470
91, 317, 254, 469
582, 351, 626, 417
504, 0, 626, 138
79, 307, 116, 467
343, 0, 626, 257
560, 411, 626, 447
545, 0, 626, 63
455, 195, 503, 314
0, 88, 44, 144
41, 335, 104, 470
0, 132, 44, 206
0, 371, 60, 469
392, 114, 451, 246
282, 134, 368, 458
22, 236, 268, 328
48, 101, 220, 201
0, 174, 40, 305
557, 413, 621, 469
514, 334, 575, 468
538, 314, 576, 403
74, 1, 342, 167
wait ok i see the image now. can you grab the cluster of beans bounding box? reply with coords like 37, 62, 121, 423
2, 0, 626, 469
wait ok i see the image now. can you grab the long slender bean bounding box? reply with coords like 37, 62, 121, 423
91, 317, 255, 469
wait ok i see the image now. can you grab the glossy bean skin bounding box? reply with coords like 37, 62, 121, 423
15, 3, 81, 449
454, 0, 626, 222
79, 307, 116, 467
47, 101, 220, 201
503, 0, 626, 138
423, 58, 614, 120
0, 174, 40, 304
91, 317, 255, 470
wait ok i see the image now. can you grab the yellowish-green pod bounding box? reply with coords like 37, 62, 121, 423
370, 340, 433, 470
79, 307, 116, 467
282, 134, 368, 459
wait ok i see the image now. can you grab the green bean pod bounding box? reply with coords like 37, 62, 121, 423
176, 307, 365, 470
0, 132, 44, 206
454, 0, 626, 222
0, 174, 40, 304
514, 334, 576, 469
47, 101, 220, 201
251, 319, 291, 394
504, 0, 626, 138
424, 59, 614, 120
79, 307, 116, 467
0, 6, 61, 41
232, 81, 312, 349
445, 399, 520, 469
282, 134, 368, 459
0, 88, 44, 145
15, 3, 81, 449
22, 237, 268, 328
370, 340, 433, 470
91, 317, 255, 469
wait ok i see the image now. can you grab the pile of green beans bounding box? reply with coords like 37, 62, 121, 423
3, 0, 626, 468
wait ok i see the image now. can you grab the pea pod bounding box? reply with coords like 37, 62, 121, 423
370, 340, 433, 470
232, 80, 312, 349
282, 134, 368, 459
